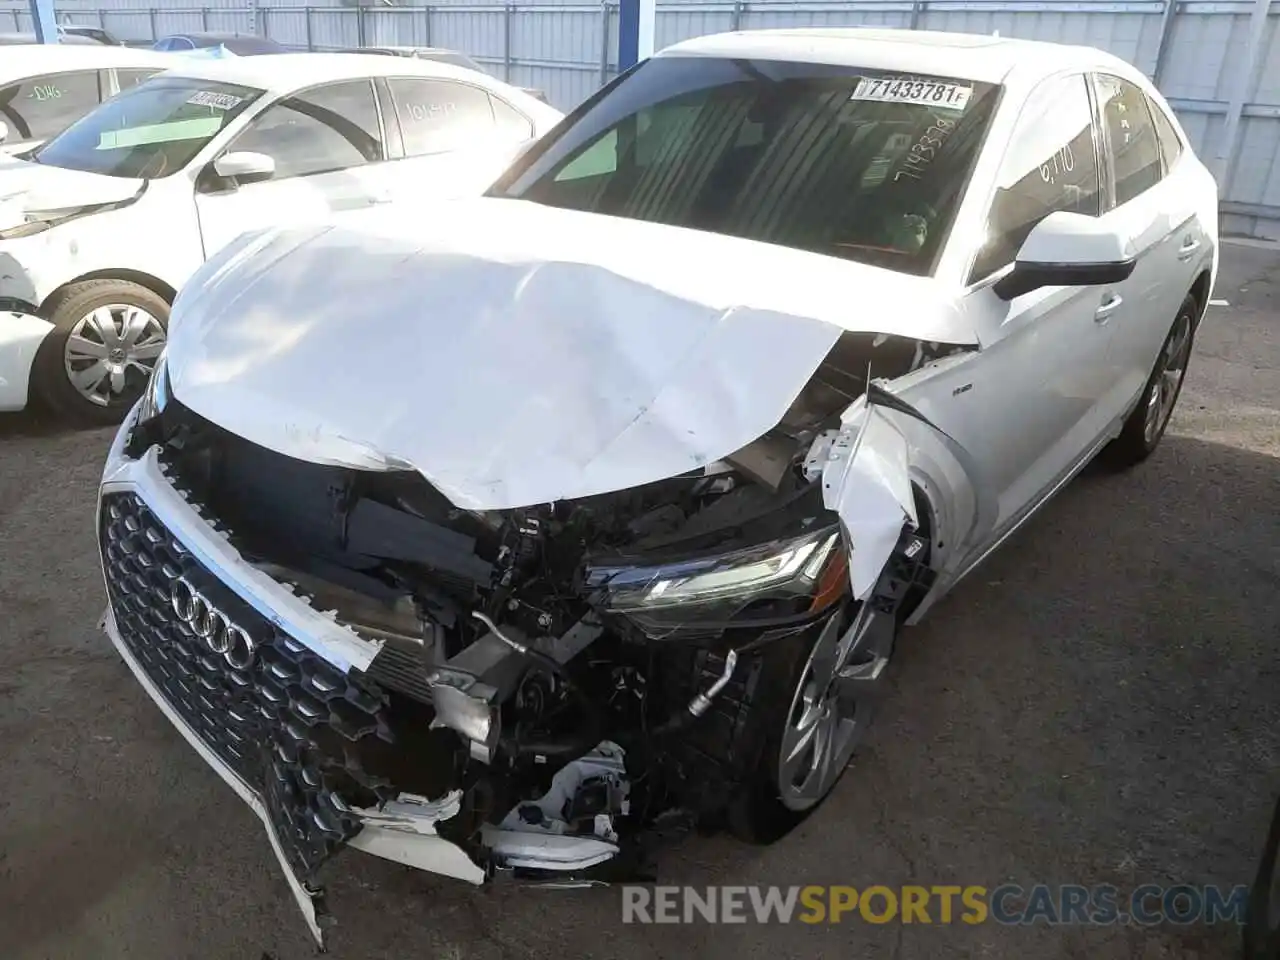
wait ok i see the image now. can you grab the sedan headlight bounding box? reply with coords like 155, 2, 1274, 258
135, 349, 170, 423
594, 525, 844, 619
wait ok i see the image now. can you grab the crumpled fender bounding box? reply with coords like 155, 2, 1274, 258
812, 401, 918, 600
814, 380, 998, 606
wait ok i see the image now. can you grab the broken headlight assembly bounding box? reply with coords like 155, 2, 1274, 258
590, 524, 849, 634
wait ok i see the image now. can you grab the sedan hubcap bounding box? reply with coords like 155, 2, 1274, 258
63, 304, 166, 407
1143, 312, 1192, 445
777, 606, 894, 811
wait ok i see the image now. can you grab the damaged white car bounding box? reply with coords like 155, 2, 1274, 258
97, 28, 1217, 946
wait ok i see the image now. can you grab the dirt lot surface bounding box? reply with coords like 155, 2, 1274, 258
1, 243, 1277, 960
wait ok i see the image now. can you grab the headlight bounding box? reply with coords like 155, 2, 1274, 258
135, 349, 170, 423
595, 525, 843, 616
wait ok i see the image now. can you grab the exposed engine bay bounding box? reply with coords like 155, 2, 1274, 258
121, 329, 956, 927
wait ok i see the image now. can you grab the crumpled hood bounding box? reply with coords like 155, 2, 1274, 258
167, 197, 974, 511
0, 158, 144, 230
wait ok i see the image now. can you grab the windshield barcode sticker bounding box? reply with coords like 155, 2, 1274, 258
852, 77, 973, 110
187, 91, 243, 110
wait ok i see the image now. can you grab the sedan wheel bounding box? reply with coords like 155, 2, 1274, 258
32, 278, 171, 426
777, 606, 894, 812
63, 304, 166, 408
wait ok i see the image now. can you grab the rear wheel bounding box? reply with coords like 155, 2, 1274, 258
1103, 293, 1197, 468
32, 279, 170, 427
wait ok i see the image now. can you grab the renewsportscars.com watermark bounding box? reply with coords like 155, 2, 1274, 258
621, 884, 1251, 926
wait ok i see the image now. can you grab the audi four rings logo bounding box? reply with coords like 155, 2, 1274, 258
170, 577, 257, 670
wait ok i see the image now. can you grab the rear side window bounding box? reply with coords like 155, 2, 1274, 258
970, 73, 1101, 282
491, 96, 533, 140
231, 80, 384, 179
387, 78, 496, 156
1146, 95, 1183, 172
0, 70, 102, 142
1093, 74, 1163, 206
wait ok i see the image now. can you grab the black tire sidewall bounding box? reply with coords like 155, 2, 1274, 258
32, 280, 170, 426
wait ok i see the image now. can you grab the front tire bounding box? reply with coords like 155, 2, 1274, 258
1103, 293, 1197, 468
727, 604, 896, 844
32, 279, 169, 427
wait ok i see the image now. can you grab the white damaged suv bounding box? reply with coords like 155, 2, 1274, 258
98, 29, 1216, 946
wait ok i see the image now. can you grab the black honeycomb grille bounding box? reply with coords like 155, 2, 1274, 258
100, 492, 399, 880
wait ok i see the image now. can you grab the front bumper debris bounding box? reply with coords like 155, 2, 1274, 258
97, 423, 485, 948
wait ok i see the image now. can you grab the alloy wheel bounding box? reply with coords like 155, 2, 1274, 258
62, 304, 167, 407
776, 606, 894, 811
1143, 311, 1193, 446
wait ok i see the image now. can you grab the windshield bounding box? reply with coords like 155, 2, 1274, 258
493, 57, 999, 275
32, 76, 262, 178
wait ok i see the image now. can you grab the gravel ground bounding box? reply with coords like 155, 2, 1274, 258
1, 243, 1277, 960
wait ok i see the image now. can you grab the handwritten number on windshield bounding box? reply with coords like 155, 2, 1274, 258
894, 115, 956, 183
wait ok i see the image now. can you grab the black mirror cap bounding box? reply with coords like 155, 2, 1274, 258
993, 257, 1137, 301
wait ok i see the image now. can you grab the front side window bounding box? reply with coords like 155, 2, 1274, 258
0, 70, 102, 143
969, 73, 1101, 282
386, 79, 497, 156
31, 77, 261, 178
492, 57, 1000, 276
229, 80, 384, 179
491, 96, 533, 140
1093, 73, 1162, 206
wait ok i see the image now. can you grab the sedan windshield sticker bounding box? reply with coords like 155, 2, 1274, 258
97, 117, 224, 150
852, 77, 973, 111
187, 90, 244, 111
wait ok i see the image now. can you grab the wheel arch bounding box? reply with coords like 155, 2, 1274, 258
40, 269, 178, 315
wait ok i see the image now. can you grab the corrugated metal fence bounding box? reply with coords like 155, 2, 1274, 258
4, 0, 1279, 237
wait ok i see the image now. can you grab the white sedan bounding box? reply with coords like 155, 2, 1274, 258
0, 44, 173, 155
0, 53, 561, 423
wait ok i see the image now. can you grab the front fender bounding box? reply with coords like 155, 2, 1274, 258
815, 383, 996, 618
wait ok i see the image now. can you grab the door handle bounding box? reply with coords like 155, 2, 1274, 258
1094, 293, 1123, 323
1177, 236, 1201, 261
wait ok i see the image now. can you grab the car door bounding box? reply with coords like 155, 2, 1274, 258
1089, 72, 1202, 413
0, 69, 104, 153
376, 77, 536, 204
193, 79, 392, 258
938, 72, 1120, 548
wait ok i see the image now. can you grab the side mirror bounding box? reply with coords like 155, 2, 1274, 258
993, 211, 1136, 301
0, 122, 8, 145
212, 150, 275, 186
